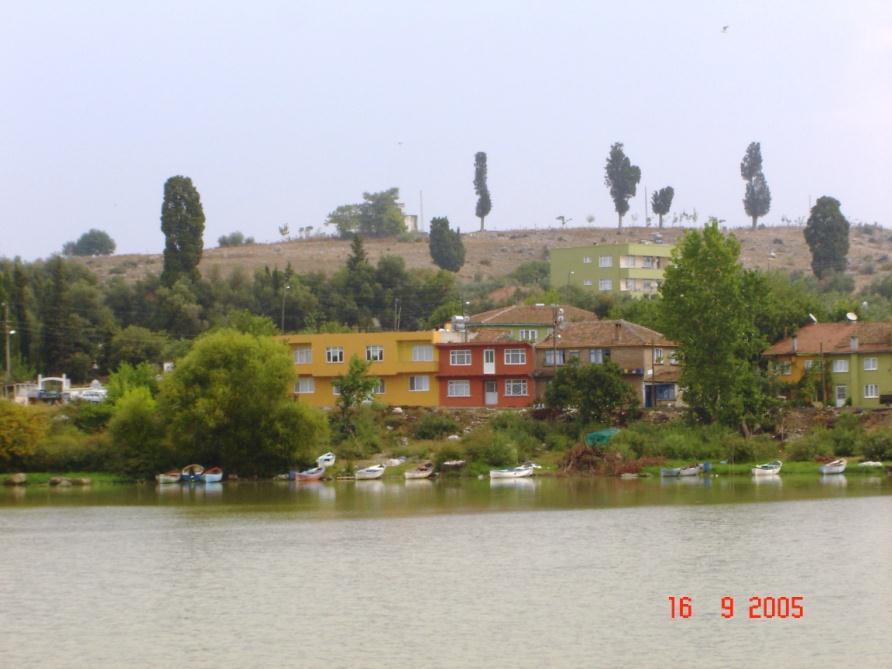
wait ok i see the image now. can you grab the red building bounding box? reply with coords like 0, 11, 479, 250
435, 330, 535, 408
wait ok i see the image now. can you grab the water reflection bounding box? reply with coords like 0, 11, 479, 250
489, 478, 537, 491
820, 474, 848, 487
752, 474, 782, 486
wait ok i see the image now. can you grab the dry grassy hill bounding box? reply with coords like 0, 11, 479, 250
73, 225, 892, 290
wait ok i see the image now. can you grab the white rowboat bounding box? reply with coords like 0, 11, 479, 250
404, 461, 435, 479
818, 458, 847, 475
355, 464, 386, 480
489, 463, 540, 479
678, 464, 702, 477
752, 460, 783, 476
156, 470, 182, 484
316, 452, 336, 468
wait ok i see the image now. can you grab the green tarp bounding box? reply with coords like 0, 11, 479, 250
585, 428, 620, 446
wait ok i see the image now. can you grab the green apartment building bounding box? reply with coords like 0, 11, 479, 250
549, 243, 674, 296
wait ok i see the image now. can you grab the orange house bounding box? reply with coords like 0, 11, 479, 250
435, 330, 535, 408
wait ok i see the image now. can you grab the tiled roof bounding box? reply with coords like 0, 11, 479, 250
469, 304, 597, 326
536, 319, 675, 348
763, 321, 892, 356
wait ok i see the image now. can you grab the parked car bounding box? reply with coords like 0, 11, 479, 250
78, 390, 107, 403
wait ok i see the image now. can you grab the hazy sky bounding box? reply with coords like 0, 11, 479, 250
2, 0, 890, 260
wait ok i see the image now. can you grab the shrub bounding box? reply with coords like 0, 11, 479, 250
412, 412, 459, 440
109, 387, 170, 477
464, 430, 518, 466
860, 431, 892, 461
28, 430, 114, 472
66, 401, 114, 433
0, 403, 48, 471
785, 430, 834, 461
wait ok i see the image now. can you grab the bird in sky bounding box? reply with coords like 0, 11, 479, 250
722, 25, 729, 33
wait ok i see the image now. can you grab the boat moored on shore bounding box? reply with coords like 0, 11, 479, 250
355, 464, 386, 480
200, 466, 224, 483
155, 470, 182, 484
404, 461, 435, 479
181, 464, 205, 482
752, 460, 783, 476
489, 463, 539, 479
819, 458, 847, 475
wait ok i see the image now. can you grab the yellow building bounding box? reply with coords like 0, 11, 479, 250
281, 331, 440, 408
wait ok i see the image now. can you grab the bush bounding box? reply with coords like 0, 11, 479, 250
860, 431, 892, 461
108, 387, 169, 478
785, 430, 834, 461
27, 429, 114, 472
412, 412, 459, 440
66, 401, 114, 433
464, 430, 518, 466
0, 402, 48, 471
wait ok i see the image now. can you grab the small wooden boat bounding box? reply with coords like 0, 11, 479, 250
404, 461, 435, 480
819, 458, 847, 475
489, 463, 539, 479
857, 461, 884, 468
660, 467, 681, 477
200, 466, 223, 483
155, 470, 182, 484
181, 464, 205, 482
752, 460, 783, 476
679, 464, 702, 477
290, 465, 326, 481
316, 452, 336, 468
355, 464, 386, 480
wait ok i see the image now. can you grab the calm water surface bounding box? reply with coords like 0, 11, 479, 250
1, 476, 890, 668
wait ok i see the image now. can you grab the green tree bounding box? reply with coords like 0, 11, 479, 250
40, 257, 71, 373
428, 217, 466, 272
106, 361, 160, 403
803, 196, 850, 279
0, 402, 46, 471
741, 142, 771, 228
218, 231, 252, 247
108, 386, 169, 477
160, 175, 206, 286
62, 229, 116, 256
159, 330, 328, 475
604, 142, 641, 229
109, 326, 169, 368
659, 221, 769, 429
650, 187, 675, 229
545, 360, 637, 424
325, 189, 405, 238
474, 152, 492, 231
333, 354, 379, 424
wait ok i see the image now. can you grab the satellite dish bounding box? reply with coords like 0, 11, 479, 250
846, 312, 858, 322
808, 313, 818, 324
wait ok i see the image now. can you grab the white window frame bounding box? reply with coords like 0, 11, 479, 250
832, 359, 849, 373
447, 380, 471, 397
804, 359, 814, 370
599, 255, 613, 267
776, 361, 792, 376
599, 279, 612, 291
864, 357, 878, 371
409, 375, 430, 392
294, 347, 311, 364
669, 350, 680, 365
325, 347, 344, 364
366, 345, 384, 362
864, 384, 879, 399
545, 349, 565, 366
332, 384, 341, 396
372, 378, 385, 395
504, 348, 527, 365
412, 344, 434, 362
590, 348, 606, 364
583, 280, 593, 286
519, 329, 538, 342
295, 377, 315, 394
504, 379, 528, 397
654, 347, 664, 364
450, 350, 472, 366
582, 256, 592, 264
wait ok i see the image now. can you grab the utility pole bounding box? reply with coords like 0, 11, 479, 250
280, 285, 291, 332
3, 303, 10, 398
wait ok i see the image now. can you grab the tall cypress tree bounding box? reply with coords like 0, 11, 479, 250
604, 143, 641, 229
429, 217, 465, 272
804, 196, 850, 279
161, 176, 206, 286
474, 152, 492, 231
41, 257, 70, 373
650, 187, 675, 229
740, 142, 771, 228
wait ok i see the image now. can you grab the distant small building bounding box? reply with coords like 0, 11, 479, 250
467, 303, 598, 344
549, 242, 674, 296
535, 320, 681, 408
763, 321, 892, 408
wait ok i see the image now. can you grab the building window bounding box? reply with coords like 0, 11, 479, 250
804, 359, 814, 370
366, 345, 384, 362
620, 279, 632, 291
669, 350, 680, 365
864, 357, 878, 371
332, 384, 341, 396
545, 350, 565, 366
409, 375, 429, 392
590, 348, 609, 364
450, 350, 472, 366
865, 384, 879, 399
504, 379, 528, 396
372, 378, 385, 395
582, 256, 592, 264
295, 377, 315, 394
832, 359, 849, 373
599, 255, 613, 267
599, 279, 613, 291
294, 347, 311, 364
619, 256, 634, 269
654, 347, 664, 364
504, 348, 527, 365
519, 329, 538, 342
655, 384, 676, 401
642, 256, 654, 269
583, 280, 593, 286
326, 347, 344, 364
412, 344, 434, 362
775, 361, 792, 376
447, 380, 471, 397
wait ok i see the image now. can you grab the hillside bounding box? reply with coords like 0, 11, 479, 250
72, 225, 891, 289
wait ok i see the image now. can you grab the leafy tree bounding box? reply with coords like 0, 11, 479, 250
108, 387, 169, 477
604, 143, 641, 229
659, 221, 770, 430
218, 231, 253, 247
159, 330, 329, 476
325, 189, 405, 238
221, 310, 279, 336
650, 187, 675, 229
740, 142, 771, 228
107, 361, 160, 403
474, 152, 492, 231
160, 175, 206, 286
40, 256, 71, 373
109, 326, 168, 368
803, 196, 850, 279
428, 217, 465, 272
0, 402, 46, 471
333, 354, 379, 424
62, 229, 116, 256
545, 360, 637, 423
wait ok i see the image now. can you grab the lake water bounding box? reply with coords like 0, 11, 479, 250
1, 475, 890, 668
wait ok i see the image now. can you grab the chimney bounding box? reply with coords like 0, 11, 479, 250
850, 336, 858, 352
614, 322, 622, 343
792, 334, 798, 353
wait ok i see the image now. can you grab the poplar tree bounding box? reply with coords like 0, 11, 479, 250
474, 152, 492, 231
740, 142, 771, 228
650, 187, 675, 229
428, 217, 465, 272
804, 196, 850, 279
604, 143, 641, 229
160, 176, 206, 286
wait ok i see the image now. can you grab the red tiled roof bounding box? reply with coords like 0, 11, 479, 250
469, 303, 597, 325
763, 321, 892, 356
535, 319, 675, 348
